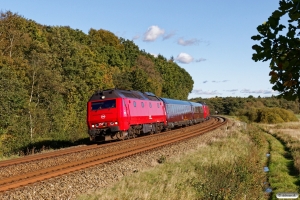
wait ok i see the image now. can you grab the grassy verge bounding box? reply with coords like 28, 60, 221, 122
260, 122, 300, 199
78, 124, 268, 200
264, 133, 299, 198
263, 122, 300, 177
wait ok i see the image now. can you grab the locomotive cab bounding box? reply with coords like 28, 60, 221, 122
87, 90, 130, 142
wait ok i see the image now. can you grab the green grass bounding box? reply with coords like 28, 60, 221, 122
264, 133, 299, 199
78, 125, 267, 200
259, 123, 300, 199
0, 155, 20, 161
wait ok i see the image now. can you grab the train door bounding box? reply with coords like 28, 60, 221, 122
148, 101, 152, 121
123, 99, 131, 123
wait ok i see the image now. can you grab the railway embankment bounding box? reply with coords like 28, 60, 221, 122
78, 120, 271, 200
1, 118, 300, 199
0, 117, 225, 199
78, 120, 300, 200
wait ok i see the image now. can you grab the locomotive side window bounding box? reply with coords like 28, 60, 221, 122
133, 101, 136, 107
149, 102, 152, 108
141, 102, 144, 108
157, 103, 159, 108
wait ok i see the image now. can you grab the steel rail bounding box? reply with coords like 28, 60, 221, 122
0, 116, 227, 192
0, 117, 215, 168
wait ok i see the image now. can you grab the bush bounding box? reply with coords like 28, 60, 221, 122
241, 108, 298, 124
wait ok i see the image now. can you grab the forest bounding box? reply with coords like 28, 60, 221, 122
192, 95, 299, 123
0, 11, 193, 155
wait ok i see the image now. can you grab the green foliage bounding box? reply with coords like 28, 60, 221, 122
251, 0, 300, 101
155, 56, 193, 100
191, 96, 299, 117
133, 55, 163, 96
244, 107, 298, 124
0, 11, 194, 155
262, 131, 300, 199
88, 28, 124, 50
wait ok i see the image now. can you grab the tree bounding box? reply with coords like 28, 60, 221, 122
0, 11, 32, 59
88, 28, 124, 50
119, 38, 140, 67
135, 55, 163, 96
251, 0, 300, 100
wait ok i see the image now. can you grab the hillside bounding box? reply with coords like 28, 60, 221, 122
0, 11, 193, 156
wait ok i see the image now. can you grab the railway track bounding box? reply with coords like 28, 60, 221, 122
0, 116, 227, 193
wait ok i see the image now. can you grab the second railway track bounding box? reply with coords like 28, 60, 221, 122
0, 116, 227, 193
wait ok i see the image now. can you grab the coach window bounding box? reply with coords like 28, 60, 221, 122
149, 102, 152, 108
141, 102, 144, 108
133, 101, 136, 107
157, 103, 159, 108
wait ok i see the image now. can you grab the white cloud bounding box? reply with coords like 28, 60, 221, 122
195, 58, 206, 62
212, 80, 229, 83
225, 89, 238, 92
163, 31, 176, 40
240, 89, 279, 94
175, 53, 194, 64
132, 35, 140, 40
177, 37, 200, 46
143, 25, 165, 41
192, 89, 221, 96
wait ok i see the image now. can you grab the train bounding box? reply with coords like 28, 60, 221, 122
86, 89, 210, 142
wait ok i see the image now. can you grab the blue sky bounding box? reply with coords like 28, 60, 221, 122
1, 1, 282, 99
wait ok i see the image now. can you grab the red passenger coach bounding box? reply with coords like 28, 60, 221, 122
189, 101, 205, 123
160, 98, 205, 129
160, 98, 194, 128
202, 103, 210, 120
87, 89, 166, 142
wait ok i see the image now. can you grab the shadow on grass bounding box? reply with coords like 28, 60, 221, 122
18, 137, 97, 156
273, 136, 300, 188
259, 127, 300, 188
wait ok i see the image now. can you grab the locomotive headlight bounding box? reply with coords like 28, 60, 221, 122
110, 122, 114, 125
115, 122, 118, 125
101, 95, 105, 99
92, 125, 95, 128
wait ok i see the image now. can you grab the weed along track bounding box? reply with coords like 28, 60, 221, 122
0, 116, 227, 195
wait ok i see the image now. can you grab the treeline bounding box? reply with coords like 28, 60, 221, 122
192, 96, 299, 123
0, 11, 193, 156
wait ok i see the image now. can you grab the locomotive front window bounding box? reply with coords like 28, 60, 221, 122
91, 99, 116, 110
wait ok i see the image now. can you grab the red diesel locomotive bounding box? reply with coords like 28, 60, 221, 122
87, 89, 210, 142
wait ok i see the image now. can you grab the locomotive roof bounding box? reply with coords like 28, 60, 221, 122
89, 89, 161, 101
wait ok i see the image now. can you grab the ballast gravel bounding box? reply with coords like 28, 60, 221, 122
0, 120, 237, 200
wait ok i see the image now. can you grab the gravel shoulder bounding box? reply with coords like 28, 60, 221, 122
0, 120, 234, 200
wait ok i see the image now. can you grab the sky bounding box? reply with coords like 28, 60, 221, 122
1, 1, 283, 99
